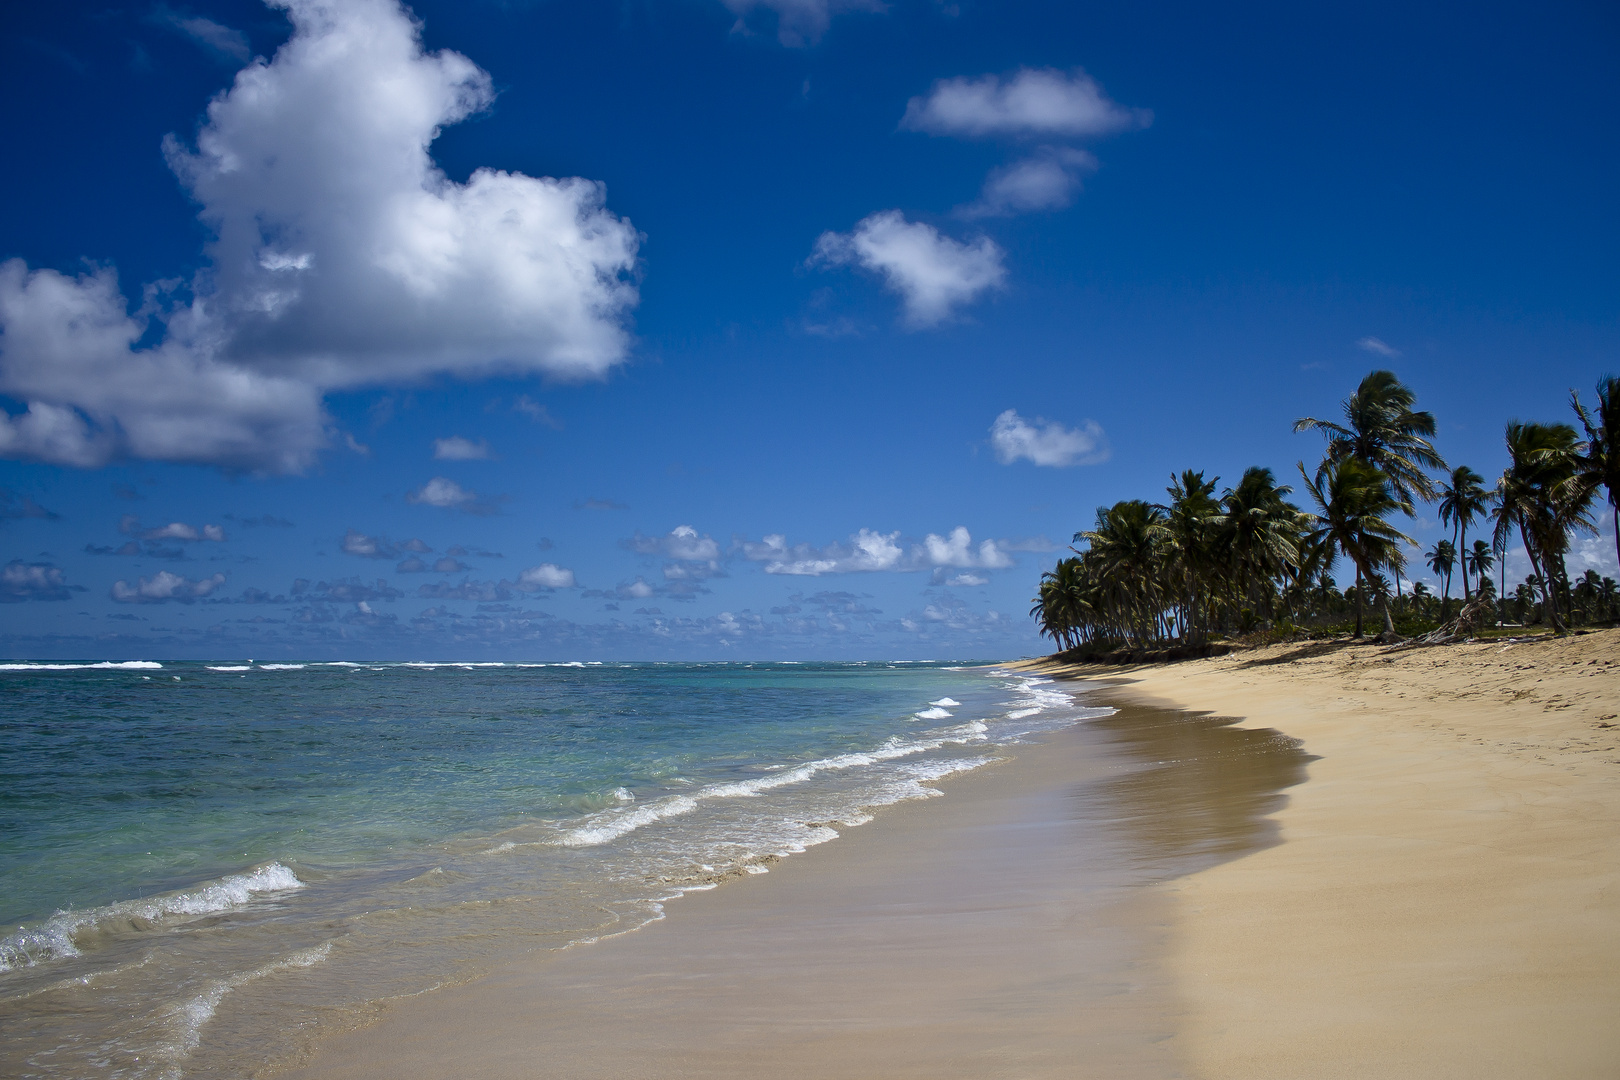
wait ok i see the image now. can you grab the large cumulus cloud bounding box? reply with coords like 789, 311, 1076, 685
0, 0, 639, 472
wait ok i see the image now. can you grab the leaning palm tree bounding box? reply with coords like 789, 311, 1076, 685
1436, 465, 1493, 601
1299, 457, 1413, 638
1570, 375, 1620, 570
1425, 539, 1456, 619
1294, 370, 1447, 512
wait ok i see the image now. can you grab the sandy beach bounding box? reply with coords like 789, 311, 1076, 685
278, 631, 1620, 1079
1037, 629, 1620, 1079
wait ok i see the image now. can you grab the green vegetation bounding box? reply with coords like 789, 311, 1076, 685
1032, 371, 1620, 654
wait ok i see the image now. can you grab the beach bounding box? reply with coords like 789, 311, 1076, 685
1048, 629, 1620, 1078
279, 632, 1620, 1079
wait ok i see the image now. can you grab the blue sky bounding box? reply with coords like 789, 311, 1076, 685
0, 0, 1615, 659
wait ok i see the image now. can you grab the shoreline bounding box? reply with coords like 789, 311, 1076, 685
278, 633, 1620, 1077
276, 684, 1308, 1080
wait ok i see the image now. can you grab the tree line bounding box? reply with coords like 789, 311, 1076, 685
1032, 371, 1620, 652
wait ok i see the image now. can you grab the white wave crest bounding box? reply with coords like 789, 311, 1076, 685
0, 862, 305, 972
913, 707, 953, 720
929, 697, 960, 707
0, 661, 163, 672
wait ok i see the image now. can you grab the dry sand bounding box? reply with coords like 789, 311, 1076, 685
1024, 628, 1620, 1078
281, 631, 1620, 1079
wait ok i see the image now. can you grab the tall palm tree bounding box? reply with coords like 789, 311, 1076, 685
1436, 465, 1492, 601
1493, 421, 1597, 631
1299, 457, 1413, 638
1294, 370, 1447, 512
1425, 539, 1456, 619
1570, 375, 1620, 571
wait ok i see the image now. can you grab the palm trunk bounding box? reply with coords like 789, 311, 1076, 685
1458, 524, 1472, 602
1379, 592, 1397, 637
1353, 564, 1364, 638
1521, 524, 1559, 630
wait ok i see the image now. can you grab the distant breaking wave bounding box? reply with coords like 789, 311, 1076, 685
0, 661, 162, 672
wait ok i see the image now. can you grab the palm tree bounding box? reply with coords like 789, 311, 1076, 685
1212, 467, 1306, 629
1079, 500, 1172, 646
1436, 465, 1492, 601
1299, 457, 1413, 638
1570, 375, 1619, 571
1157, 470, 1222, 644
1493, 421, 1597, 631
1425, 539, 1456, 619
1294, 370, 1447, 512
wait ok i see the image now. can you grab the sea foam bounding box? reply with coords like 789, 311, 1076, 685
0, 863, 305, 972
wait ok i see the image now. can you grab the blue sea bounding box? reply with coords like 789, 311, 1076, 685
0, 660, 1098, 1079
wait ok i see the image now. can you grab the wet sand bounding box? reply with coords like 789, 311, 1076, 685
1025, 628, 1620, 1078
277, 698, 1310, 1080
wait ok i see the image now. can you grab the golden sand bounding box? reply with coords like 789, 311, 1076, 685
1022, 628, 1620, 1077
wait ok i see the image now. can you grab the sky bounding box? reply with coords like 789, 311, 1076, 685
0, 0, 1615, 660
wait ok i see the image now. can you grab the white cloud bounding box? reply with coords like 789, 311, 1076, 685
718, 0, 884, 46
432, 436, 492, 460
813, 211, 1004, 328
111, 569, 227, 603
407, 477, 477, 509
946, 573, 988, 587
901, 68, 1151, 139
922, 526, 1013, 569
0, 0, 639, 472
626, 525, 722, 562
741, 526, 1009, 576
1357, 336, 1401, 358
342, 530, 429, 558
518, 563, 577, 589
989, 409, 1109, 467
960, 148, 1097, 218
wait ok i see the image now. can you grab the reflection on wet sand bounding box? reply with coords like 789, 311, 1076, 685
1080, 693, 1316, 879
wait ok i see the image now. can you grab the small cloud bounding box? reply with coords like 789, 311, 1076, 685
433, 556, 471, 573
513, 396, 563, 429
155, 8, 252, 62
624, 525, 721, 561
574, 497, 629, 511
1, 560, 76, 602
111, 569, 226, 603
407, 477, 499, 514
432, 436, 492, 461
812, 211, 1005, 328
1357, 336, 1401, 358
517, 563, 576, 590
119, 515, 228, 542
901, 68, 1152, 139
342, 530, 430, 559
959, 148, 1097, 219
989, 409, 1109, 467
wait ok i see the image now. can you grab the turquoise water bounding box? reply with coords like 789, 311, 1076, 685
0, 660, 1098, 1079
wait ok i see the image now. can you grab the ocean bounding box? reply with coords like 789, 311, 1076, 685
0, 660, 1102, 1079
